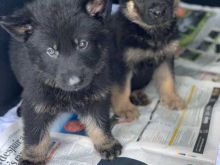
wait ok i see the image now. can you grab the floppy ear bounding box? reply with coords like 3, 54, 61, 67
86, 0, 112, 20
0, 13, 33, 42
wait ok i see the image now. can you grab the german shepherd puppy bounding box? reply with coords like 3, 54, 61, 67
0, 0, 122, 164
110, 0, 186, 122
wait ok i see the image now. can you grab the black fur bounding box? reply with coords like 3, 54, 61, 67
0, 0, 122, 164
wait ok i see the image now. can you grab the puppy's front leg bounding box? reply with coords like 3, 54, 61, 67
111, 73, 139, 122
153, 61, 186, 110
19, 101, 58, 165
80, 100, 122, 160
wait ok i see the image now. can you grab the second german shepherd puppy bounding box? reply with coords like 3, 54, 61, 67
110, 0, 186, 122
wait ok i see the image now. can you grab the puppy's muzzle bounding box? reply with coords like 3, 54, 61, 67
147, 2, 172, 24
149, 5, 166, 19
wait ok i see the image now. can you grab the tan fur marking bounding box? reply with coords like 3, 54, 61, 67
125, 0, 139, 20
111, 73, 139, 122
124, 0, 153, 30
44, 79, 57, 87
81, 116, 117, 151
84, 88, 110, 102
86, 0, 104, 16
82, 116, 107, 145
22, 132, 49, 163
155, 63, 175, 96
34, 104, 47, 113
174, 0, 180, 9
34, 104, 57, 114
125, 40, 179, 67
15, 25, 32, 34
154, 62, 185, 110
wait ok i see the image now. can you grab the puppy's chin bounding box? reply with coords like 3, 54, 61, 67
143, 15, 174, 27
56, 80, 92, 92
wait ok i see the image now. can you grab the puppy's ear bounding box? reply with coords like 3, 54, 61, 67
0, 12, 33, 42
86, 0, 112, 20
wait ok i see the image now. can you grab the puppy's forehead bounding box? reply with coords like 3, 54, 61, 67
126, 0, 176, 5
36, 15, 101, 43
27, 0, 83, 26
25, 0, 103, 41
125, 0, 178, 10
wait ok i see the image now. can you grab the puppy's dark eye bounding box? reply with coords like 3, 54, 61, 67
47, 44, 59, 58
77, 40, 89, 50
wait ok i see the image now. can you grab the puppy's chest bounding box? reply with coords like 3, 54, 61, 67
46, 87, 109, 106
124, 38, 178, 67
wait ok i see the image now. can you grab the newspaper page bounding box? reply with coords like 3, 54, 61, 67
0, 120, 101, 165
112, 76, 220, 165
1, 76, 220, 165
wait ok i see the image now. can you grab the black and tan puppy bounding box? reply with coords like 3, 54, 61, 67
110, 0, 186, 122
0, 0, 122, 164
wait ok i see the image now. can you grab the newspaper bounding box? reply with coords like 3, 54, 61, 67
1, 76, 220, 165
0, 120, 101, 165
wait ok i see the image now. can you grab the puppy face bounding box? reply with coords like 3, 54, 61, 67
0, 0, 111, 92
120, 0, 178, 29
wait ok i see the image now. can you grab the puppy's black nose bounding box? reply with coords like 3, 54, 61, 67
149, 5, 166, 18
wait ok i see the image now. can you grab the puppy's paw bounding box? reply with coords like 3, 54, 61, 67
96, 139, 122, 160
117, 104, 140, 122
130, 90, 151, 106
19, 159, 46, 165
161, 94, 186, 110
